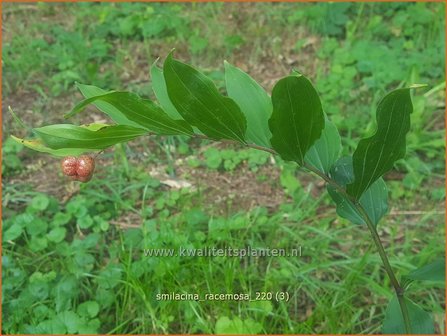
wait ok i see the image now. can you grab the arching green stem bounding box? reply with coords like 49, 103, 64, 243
303, 162, 412, 334
193, 133, 412, 333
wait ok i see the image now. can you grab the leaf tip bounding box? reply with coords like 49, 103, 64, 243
291, 69, 304, 77
74, 81, 86, 91
151, 57, 161, 68
164, 51, 177, 68
8, 106, 29, 130
167, 49, 176, 59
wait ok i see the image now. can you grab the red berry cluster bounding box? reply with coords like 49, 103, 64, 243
61, 155, 95, 182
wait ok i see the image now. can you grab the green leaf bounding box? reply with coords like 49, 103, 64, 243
57, 311, 83, 334
12, 124, 106, 156
11, 135, 97, 157
47, 227, 67, 243
68, 92, 193, 136
77, 318, 100, 334
75, 83, 141, 128
215, 316, 262, 334
30, 193, 50, 211
34, 124, 148, 150
52, 212, 72, 227
3, 223, 23, 242
35, 318, 67, 334
77, 300, 100, 318
77, 215, 94, 229
347, 88, 414, 199
29, 237, 48, 252
383, 295, 435, 334
249, 300, 273, 314
26, 218, 48, 236
269, 74, 325, 164
163, 53, 247, 142
224, 61, 272, 147
327, 156, 388, 226
406, 259, 445, 283
150, 62, 184, 120
96, 264, 123, 289
304, 118, 341, 174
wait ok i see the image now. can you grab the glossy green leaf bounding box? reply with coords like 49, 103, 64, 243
150, 62, 184, 120
163, 53, 247, 142
11, 135, 97, 157
347, 88, 414, 199
327, 156, 388, 226
383, 295, 435, 334
68, 92, 193, 136
269, 75, 325, 164
34, 124, 148, 150
406, 259, 445, 283
224, 61, 272, 147
75, 83, 140, 128
304, 118, 341, 174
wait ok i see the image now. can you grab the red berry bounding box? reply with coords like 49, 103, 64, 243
77, 155, 95, 177
61, 155, 95, 183
61, 156, 77, 176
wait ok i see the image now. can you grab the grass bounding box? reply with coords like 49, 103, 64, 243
2, 2, 446, 334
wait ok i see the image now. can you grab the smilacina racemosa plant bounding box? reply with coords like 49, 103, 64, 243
12, 52, 445, 334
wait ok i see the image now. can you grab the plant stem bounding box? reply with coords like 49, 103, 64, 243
192, 135, 412, 333
354, 202, 412, 334
303, 162, 412, 334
